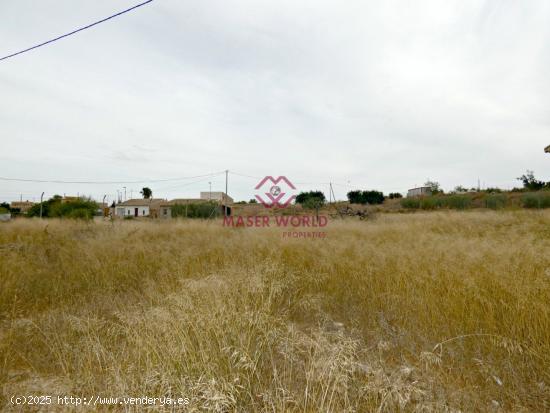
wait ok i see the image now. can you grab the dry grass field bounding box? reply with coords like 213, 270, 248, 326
1, 211, 550, 412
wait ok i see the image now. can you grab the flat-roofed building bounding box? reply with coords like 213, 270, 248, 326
115, 199, 164, 218
407, 187, 432, 198
10, 201, 34, 213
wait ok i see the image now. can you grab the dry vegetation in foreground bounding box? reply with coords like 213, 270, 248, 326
1, 211, 550, 412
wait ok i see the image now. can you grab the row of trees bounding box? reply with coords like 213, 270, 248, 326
294, 189, 394, 207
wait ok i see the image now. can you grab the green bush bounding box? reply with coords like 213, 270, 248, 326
485, 194, 507, 210
171, 202, 221, 218
400, 198, 420, 209
347, 190, 385, 205
420, 197, 439, 210
446, 195, 471, 210
522, 192, 550, 209
0, 207, 9, 214
27, 196, 97, 219
401, 195, 471, 210
296, 191, 326, 205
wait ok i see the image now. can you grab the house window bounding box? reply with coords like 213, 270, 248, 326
163, 208, 167, 216
142, 210, 146, 216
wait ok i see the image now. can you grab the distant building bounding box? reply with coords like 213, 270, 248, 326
545, 145, 550, 153
10, 201, 34, 214
200, 192, 234, 204
115, 199, 164, 218
407, 187, 432, 197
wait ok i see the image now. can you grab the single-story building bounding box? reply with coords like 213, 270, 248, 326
407, 187, 432, 197
10, 201, 34, 214
114, 199, 164, 218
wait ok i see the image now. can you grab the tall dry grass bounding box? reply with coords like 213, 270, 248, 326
1, 211, 549, 411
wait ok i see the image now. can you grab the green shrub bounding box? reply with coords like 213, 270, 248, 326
296, 191, 326, 205
27, 196, 96, 219
0, 207, 9, 214
522, 192, 550, 209
485, 194, 507, 210
420, 197, 439, 210
400, 198, 420, 209
171, 202, 221, 218
388, 192, 403, 199
347, 190, 385, 205
446, 195, 472, 210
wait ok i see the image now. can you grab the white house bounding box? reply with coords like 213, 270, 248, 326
115, 199, 163, 218
407, 187, 432, 197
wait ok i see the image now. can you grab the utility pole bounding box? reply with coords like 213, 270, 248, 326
209, 181, 212, 200
329, 182, 332, 204
39, 192, 44, 218
123, 187, 127, 201
224, 170, 229, 217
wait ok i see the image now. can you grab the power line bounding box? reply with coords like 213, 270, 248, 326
0, 171, 225, 185
0, 0, 154, 62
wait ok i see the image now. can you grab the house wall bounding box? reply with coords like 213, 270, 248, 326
160, 206, 171, 219
407, 187, 432, 197
115, 206, 150, 217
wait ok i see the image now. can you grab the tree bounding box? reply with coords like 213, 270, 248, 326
388, 192, 403, 199
517, 170, 548, 191
295, 191, 326, 205
249, 199, 258, 204
425, 180, 443, 195
347, 190, 363, 204
27, 195, 97, 219
140, 187, 152, 199
347, 190, 385, 204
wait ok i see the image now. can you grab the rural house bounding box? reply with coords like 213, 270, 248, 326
115, 199, 164, 218
407, 187, 432, 197
10, 201, 34, 214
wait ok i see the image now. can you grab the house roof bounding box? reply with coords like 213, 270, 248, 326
545, 145, 550, 153
117, 198, 165, 207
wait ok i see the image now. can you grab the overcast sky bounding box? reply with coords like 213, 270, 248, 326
1, 0, 549, 203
